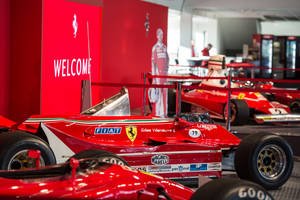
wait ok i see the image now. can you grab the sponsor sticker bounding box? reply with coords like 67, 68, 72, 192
171, 164, 190, 172
208, 162, 222, 171
151, 154, 169, 166
238, 93, 245, 99
126, 126, 137, 142
196, 124, 217, 131
148, 165, 172, 173
190, 163, 208, 171
189, 129, 201, 138
133, 163, 215, 174
94, 127, 121, 134
268, 108, 288, 114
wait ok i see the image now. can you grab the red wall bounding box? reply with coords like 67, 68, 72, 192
101, 0, 168, 111
9, 0, 42, 121
0, 0, 168, 120
0, 0, 10, 117
41, 0, 102, 115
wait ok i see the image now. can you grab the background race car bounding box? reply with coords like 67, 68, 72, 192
257, 82, 300, 113
170, 56, 299, 125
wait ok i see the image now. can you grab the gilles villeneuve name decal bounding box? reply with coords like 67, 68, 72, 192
53, 58, 92, 78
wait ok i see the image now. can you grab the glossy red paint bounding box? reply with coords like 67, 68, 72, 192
0, 160, 193, 199
13, 115, 240, 180
257, 82, 300, 112
183, 85, 290, 120
0, 115, 16, 128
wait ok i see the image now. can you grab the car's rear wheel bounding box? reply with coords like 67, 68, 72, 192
70, 149, 129, 166
290, 99, 300, 113
190, 179, 273, 200
0, 132, 56, 170
235, 133, 293, 189
224, 99, 249, 125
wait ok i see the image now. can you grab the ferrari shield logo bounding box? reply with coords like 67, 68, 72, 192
126, 126, 137, 142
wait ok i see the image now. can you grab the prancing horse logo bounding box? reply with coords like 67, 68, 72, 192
72, 14, 78, 38
126, 126, 137, 142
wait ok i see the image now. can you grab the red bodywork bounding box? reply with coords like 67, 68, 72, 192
183, 84, 290, 120
0, 160, 193, 199
4, 115, 240, 181
258, 82, 300, 112
181, 61, 290, 120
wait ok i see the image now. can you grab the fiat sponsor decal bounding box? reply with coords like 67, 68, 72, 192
188, 128, 201, 138
94, 127, 121, 134
151, 154, 169, 165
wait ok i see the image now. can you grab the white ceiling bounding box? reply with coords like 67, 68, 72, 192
145, 0, 300, 20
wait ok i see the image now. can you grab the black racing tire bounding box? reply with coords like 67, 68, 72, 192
224, 99, 249, 125
70, 149, 129, 166
290, 99, 300, 113
234, 133, 293, 190
190, 179, 273, 200
0, 132, 56, 170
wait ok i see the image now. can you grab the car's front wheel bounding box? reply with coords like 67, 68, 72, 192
190, 179, 274, 200
0, 132, 56, 170
235, 133, 293, 189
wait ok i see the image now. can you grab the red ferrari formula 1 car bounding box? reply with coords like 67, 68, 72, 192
256, 82, 300, 113
0, 157, 273, 200
179, 56, 298, 125
0, 110, 293, 190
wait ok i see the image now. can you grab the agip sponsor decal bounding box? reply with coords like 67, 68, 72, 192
151, 154, 169, 166
94, 127, 121, 134
126, 126, 137, 142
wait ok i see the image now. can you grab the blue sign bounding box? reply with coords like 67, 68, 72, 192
190, 164, 207, 171
95, 127, 122, 134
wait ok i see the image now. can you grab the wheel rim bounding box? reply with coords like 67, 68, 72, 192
8, 150, 46, 170
257, 144, 286, 181
224, 103, 237, 123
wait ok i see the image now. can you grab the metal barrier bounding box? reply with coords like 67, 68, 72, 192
84, 71, 300, 130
